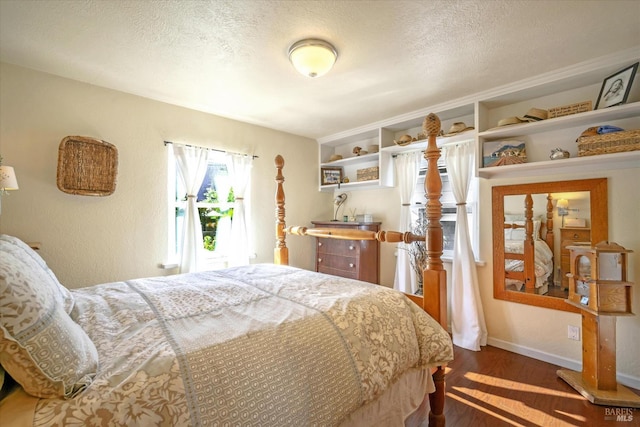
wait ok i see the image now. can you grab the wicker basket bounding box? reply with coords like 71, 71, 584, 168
576, 129, 640, 157
57, 136, 118, 196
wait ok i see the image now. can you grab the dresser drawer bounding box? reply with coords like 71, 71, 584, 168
317, 253, 359, 271
562, 228, 591, 242
317, 238, 360, 256
317, 266, 359, 280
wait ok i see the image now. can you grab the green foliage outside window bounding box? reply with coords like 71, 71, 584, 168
200, 186, 235, 251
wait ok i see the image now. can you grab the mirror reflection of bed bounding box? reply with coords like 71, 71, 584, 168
492, 178, 608, 313
503, 191, 591, 299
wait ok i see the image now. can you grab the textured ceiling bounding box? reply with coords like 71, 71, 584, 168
1, 0, 639, 139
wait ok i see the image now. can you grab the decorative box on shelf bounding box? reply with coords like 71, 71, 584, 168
356, 166, 379, 182
566, 241, 634, 315
548, 101, 592, 118
576, 129, 640, 157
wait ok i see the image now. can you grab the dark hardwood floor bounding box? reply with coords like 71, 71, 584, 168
443, 345, 639, 427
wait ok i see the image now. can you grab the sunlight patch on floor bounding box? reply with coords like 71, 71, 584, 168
447, 391, 528, 427
446, 370, 591, 427
464, 371, 585, 400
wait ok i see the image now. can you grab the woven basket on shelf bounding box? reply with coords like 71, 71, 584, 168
57, 136, 118, 196
576, 129, 640, 157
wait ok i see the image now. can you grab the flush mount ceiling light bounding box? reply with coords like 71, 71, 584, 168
288, 39, 338, 78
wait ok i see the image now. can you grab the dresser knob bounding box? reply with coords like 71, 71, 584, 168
573, 233, 579, 239
318, 258, 322, 263
349, 245, 355, 250
349, 263, 355, 268
318, 242, 323, 247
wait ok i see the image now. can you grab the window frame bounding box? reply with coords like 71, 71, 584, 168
166, 145, 236, 267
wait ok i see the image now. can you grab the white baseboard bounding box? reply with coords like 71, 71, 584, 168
487, 337, 640, 391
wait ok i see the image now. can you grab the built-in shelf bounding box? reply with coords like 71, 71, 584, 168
478, 150, 640, 179
316, 48, 639, 189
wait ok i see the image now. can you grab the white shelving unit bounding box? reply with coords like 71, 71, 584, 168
316, 48, 640, 191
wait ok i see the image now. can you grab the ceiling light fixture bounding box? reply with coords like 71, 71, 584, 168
288, 39, 338, 78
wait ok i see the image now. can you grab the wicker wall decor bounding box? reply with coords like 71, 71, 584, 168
57, 136, 118, 196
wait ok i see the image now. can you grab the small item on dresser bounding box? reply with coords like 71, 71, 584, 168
329, 154, 343, 162
549, 148, 570, 160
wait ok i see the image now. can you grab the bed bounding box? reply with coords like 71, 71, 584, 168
502, 193, 555, 294
1, 114, 452, 427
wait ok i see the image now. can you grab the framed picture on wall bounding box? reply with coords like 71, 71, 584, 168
595, 62, 638, 109
321, 166, 343, 185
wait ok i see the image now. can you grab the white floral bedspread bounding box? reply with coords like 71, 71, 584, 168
505, 239, 554, 289
33, 264, 453, 426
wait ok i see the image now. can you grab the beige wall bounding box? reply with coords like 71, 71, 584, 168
0, 62, 329, 287
1, 62, 638, 387
479, 168, 640, 387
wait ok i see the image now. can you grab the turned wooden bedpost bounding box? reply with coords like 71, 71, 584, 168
523, 193, 536, 292
545, 193, 555, 251
274, 155, 288, 265
422, 113, 447, 330
422, 113, 447, 427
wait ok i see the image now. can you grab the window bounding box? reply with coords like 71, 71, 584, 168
167, 146, 235, 266
410, 156, 479, 259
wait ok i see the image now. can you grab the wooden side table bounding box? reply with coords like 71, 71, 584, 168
557, 242, 640, 407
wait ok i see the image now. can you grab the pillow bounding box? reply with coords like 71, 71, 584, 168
0, 235, 74, 314
509, 220, 541, 241
0, 243, 98, 398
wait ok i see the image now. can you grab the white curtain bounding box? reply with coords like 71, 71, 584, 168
443, 141, 487, 351
174, 145, 211, 273
393, 151, 422, 294
226, 153, 253, 267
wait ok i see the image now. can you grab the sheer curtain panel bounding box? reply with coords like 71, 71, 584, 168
226, 153, 253, 267
443, 140, 487, 351
174, 145, 210, 273
393, 151, 422, 294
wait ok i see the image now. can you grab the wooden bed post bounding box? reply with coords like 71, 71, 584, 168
422, 113, 447, 427
274, 155, 289, 265
422, 113, 447, 330
523, 193, 536, 292
545, 193, 555, 251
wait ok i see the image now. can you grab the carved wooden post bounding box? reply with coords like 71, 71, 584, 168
523, 193, 536, 292
545, 193, 554, 250
422, 113, 447, 329
422, 113, 447, 427
274, 155, 288, 265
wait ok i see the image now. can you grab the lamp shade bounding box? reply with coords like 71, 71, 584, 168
0, 166, 19, 190
557, 199, 569, 209
288, 39, 337, 78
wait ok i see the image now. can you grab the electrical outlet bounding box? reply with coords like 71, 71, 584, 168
568, 325, 580, 341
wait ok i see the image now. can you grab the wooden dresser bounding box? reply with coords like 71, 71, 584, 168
311, 221, 381, 284
560, 227, 591, 289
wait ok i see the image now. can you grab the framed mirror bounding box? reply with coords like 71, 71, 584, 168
492, 178, 608, 312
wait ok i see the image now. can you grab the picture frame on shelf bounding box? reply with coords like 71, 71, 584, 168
482, 140, 527, 167
594, 62, 638, 110
321, 166, 343, 185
